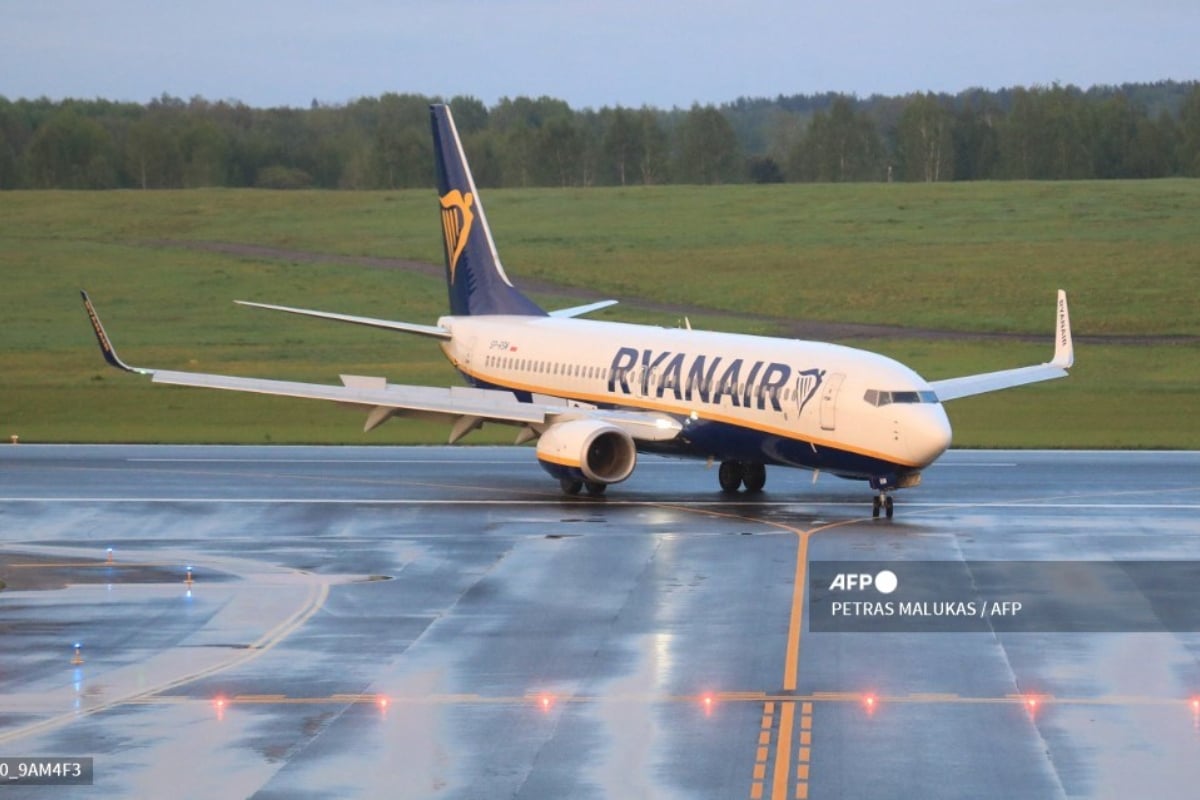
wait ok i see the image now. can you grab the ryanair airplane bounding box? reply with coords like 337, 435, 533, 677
83, 104, 1074, 518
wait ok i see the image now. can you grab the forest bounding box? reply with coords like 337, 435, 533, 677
2, 81, 1199, 190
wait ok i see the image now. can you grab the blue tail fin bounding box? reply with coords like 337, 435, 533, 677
430, 104, 545, 317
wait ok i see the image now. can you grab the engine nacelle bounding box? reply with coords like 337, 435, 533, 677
536, 419, 637, 485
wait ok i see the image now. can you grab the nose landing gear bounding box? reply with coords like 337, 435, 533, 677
871, 493, 894, 519
870, 475, 899, 520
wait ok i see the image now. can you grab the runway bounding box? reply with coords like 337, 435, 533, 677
2, 445, 1199, 799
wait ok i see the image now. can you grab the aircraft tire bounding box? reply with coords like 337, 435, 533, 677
884, 496, 894, 519
718, 460, 744, 493
584, 481, 607, 497
560, 478, 583, 495
743, 464, 766, 493
872, 496, 882, 518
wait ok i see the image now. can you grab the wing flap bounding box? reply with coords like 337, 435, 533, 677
150, 370, 550, 424
150, 370, 682, 440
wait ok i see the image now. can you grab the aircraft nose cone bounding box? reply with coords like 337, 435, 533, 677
908, 405, 953, 465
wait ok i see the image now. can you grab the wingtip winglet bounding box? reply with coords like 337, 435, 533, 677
1052, 289, 1074, 369
80, 290, 148, 374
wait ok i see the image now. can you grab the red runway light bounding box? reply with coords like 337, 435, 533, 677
538, 694, 554, 712
701, 693, 715, 716
1190, 697, 1199, 712
863, 694, 877, 715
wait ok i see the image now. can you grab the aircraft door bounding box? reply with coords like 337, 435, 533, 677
819, 372, 845, 431
462, 336, 477, 368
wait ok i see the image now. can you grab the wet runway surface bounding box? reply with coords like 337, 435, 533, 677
2, 445, 1199, 798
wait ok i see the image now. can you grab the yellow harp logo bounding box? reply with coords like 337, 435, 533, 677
440, 190, 475, 284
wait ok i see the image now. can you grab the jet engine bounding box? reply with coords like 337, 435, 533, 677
536, 419, 637, 485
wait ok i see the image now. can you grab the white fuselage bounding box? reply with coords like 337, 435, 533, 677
437, 315, 952, 481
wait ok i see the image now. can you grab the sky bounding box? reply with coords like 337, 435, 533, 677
3, 1, 1198, 109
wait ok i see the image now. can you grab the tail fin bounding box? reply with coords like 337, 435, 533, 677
430, 104, 545, 317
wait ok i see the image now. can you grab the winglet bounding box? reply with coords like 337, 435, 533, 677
1051, 289, 1073, 369
80, 291, 152, 375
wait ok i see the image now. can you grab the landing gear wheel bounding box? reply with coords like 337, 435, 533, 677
742, 463, 766, 493
884, 495, 894, 519
560, 478, 583, 496
584, 481, 607, 497
718, 460, 745, 493
871, 496, 882, 518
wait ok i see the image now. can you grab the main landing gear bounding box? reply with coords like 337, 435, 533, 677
718, 460, 766, 494
871, 493, 894, 520
560, 478, 607, 497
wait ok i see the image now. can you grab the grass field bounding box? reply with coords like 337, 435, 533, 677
2, 181, 1197, 448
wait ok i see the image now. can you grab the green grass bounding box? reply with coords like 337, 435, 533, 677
1, 181, 1197, 448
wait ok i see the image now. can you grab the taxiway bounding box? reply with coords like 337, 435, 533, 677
2, 446, 1198, 798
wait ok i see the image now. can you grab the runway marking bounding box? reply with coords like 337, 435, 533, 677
7, 561, 191, 568
125, 457, 699, 466
1, 690, 1188, 712
787, 701, 813, 798
927, 462, 1018, 468
772, 701, 796, 800
750, 700, 775, 799
5, 496, 1199, 510
638, 503, 865, 800
765, 517, 861, 800
651, 505, 861, 800
0, 566, 330, 748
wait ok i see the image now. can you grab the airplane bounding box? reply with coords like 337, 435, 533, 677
82, 103, 1074, 518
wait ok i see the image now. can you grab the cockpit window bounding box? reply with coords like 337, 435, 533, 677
864, 389, 939, 406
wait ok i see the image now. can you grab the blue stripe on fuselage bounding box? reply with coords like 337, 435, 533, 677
665, 417, 902, 480
460, 367, 904, 482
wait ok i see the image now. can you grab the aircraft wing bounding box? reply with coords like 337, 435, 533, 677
930, 290, 1074, 402
82, 292, 681, 443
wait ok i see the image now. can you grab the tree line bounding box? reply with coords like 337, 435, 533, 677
2, 81, 1199, 190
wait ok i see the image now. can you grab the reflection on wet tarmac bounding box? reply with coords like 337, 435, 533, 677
2, 446, 1199, 798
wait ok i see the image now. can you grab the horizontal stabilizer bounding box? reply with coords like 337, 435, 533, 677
549, 300, 618, 318
236, 300, 451, 339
